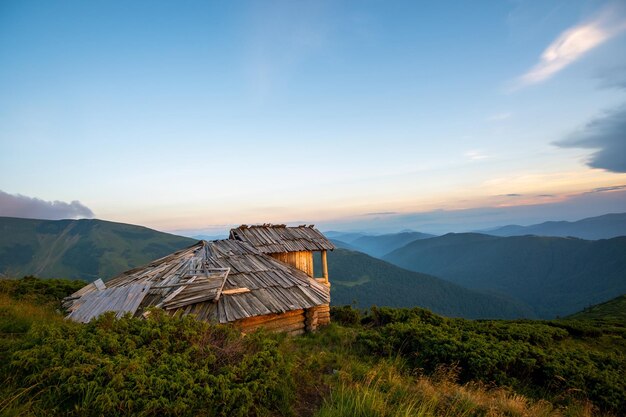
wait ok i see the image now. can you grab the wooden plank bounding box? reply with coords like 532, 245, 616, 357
236, 309, 304, 327
93, 278, 106, 291
150, 278, 220, 290
239, 318, 305, 333
212, 267, 231, 303
321, 250, 329, 283
156, 276, 197, 308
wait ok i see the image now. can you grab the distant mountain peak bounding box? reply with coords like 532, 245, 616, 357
479, 212, 626, 240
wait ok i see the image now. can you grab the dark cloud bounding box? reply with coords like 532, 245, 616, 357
502, 194, 523, 197
554, 104, 626, 173
538, 194, 555, 197
0, 190, 94, 220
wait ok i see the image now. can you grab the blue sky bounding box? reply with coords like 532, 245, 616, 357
1, 0, 625, 235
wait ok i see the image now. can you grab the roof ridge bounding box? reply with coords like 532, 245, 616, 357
235, 224, 319, 229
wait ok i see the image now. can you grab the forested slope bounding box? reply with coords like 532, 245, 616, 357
384, 233, 626, 318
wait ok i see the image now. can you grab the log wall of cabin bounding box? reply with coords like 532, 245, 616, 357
236, 309, 306, 336
167, 302, 328, 335
305, 304, 330, 329
265, 250, 331, 330
235, 306, 330, 335
270, 251, 314, 277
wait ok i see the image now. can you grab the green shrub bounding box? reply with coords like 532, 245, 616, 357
357, 313, 626, 414
6, 310, 294, 417
0, 276, 86, 308
545, 320, 606, 338
330, 306, 361, 326
365, 306, 444, 327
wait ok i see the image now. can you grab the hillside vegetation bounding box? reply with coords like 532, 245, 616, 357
327, 249, 533, 319
0, 217, 195, 280
1, 277, 624, 417
384, 233, 626, 318
567, 294, 626, 323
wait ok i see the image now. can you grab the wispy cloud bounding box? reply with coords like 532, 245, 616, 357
514, 4, 626, 89
586, 185, 626, 193
487, 112, 512, 122
465, 150, 490, 161
363, 211, 398, 216
244, 1, 331, 102
0, 190, 94, 220
317, 187, 626, 234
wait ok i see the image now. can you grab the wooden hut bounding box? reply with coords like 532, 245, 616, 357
64, 229, 334, 334
229, 224, 335, 326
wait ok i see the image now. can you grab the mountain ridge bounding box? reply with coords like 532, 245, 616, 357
327, 248, 533, 319
348, 231, 435, 257
480, 212, 626, 240
0, 216, 195, 280
384, 232, 626, 318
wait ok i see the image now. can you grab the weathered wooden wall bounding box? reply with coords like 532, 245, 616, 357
234, 304, 330, 335
237, 250, 331, 334
270, 251, 314, 277
236, 309, 306, 336
304, 304, 330, 331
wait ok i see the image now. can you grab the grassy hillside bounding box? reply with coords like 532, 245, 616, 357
483, 212, 626, 240
0, 217, 195, 280
1, 277, 624, 416
384, 233, 626, 318
348, 231, 434, 257
327, 249, 533, 319
567, 294, 626, 323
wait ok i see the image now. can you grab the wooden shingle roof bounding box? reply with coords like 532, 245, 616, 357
64, 240, 330, 324
229, 224, 335, 254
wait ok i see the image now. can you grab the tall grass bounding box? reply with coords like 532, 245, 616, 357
315, 359, 606, 417
0, 293, 65, 333
0, 293, 66, 417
